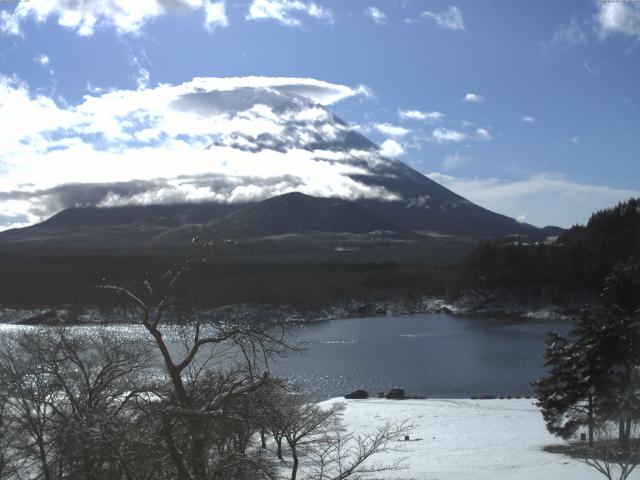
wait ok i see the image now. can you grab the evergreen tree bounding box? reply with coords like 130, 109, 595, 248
594, 259, 640, 445
535, 321, 598, 445
535, 256, 640, 446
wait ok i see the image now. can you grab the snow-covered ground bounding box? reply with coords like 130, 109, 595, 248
315, 397, 622, 480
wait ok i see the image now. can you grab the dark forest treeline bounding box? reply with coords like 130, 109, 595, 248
459, 198, 640, 293
532, 204, 640, 468
0, 254, 458, 310
2, 198, 637, 312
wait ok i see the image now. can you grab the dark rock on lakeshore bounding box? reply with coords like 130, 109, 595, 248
385, 388, 406, 400
344, 389, 369, 399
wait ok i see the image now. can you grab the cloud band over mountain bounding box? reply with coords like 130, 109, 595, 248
0, 76, 396, 230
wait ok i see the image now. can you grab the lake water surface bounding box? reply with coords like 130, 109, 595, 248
271, 314, 572, 399
0, 313, 572, 400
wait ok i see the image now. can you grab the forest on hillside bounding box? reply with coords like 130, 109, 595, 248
0, 199, 637, 314
460, 198, 640, 294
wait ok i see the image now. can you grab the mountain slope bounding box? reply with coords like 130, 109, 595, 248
0, 203, 242, 249
0, 173, 557, 250
154, 192, 407, 243
352, 161, 542, 238
0, 85, 562, 251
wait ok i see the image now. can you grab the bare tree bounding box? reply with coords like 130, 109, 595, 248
304, 420, 410, 480
103, 256, 293, 480
0, 335, 59, 480
0, 397, 23, 480
0, 244, 411, 480
262, 391, 409, 480
235, 391, 411, 480
580, 422, 640, 480
39, 330, 154, 480
277, 396, 345, 480
0, 328, 158, 480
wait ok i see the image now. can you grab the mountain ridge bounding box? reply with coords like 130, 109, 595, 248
0, 188, 561, 254
0, 89, 564, 252
154, 192, 409, 243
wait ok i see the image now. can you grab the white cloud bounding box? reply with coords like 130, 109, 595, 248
354, 84, 374, 98
422, 5, 465, 31
34, 54, 50, 66
432, 127, 467, 143
246, 0, 334, 27
520, 115, 536, 124
462, 93, 483, 103
0, 0, 230, 36
442, 154, 465, 170
127, 54, 151, 90
204, 1, 229, 31
398, 110, 425, 121
398, 109, 444, 123
32, 54, 56, 78
374, 123, 409, 137
548, 18, 587, 50
0, 75, 397, 229
475, 127, 491, 142
0, 10, 20, 35
379, 139, 404, 158
423, 111, 446, 123
571, 136, 579, 145
365, 6, 387, 25
406, 195, 431, 210
427, 172, 640, 228
136, 68, 150, 90
596, 2, 640, 39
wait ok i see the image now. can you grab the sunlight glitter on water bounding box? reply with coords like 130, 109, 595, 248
0, 314, 573, 400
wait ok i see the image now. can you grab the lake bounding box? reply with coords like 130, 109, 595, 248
271, 314, 572, 399
0, 313, 572, 400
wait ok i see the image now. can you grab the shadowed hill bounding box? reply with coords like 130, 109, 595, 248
154, 192, 408, 242
0, 203, 242, 249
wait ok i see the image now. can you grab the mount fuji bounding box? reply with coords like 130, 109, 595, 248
0, 78, 561, 257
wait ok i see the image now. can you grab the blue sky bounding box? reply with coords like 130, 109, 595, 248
0, 0, 639, 229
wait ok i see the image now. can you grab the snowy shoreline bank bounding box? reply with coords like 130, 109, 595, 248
0, 294, 580, 325
314, 397, 606, 480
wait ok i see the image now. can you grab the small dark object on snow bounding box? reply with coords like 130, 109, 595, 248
345, 389, 369, 399
404, 435, 410, 441
580, 433, 587, 441
385, 388, 405, 400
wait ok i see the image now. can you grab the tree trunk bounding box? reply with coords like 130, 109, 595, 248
261, 429, 267, 449
290, 446, 299, 480
276, 438, 283, 461
191, 420, 207, 480
588, 392, 594, 447
37, 438, 51, 480
619, 419, 628, 446
161, 416, 192, 480
625, 419, 632, 444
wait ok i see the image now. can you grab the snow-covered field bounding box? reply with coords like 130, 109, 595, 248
315, 397, 623, 480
